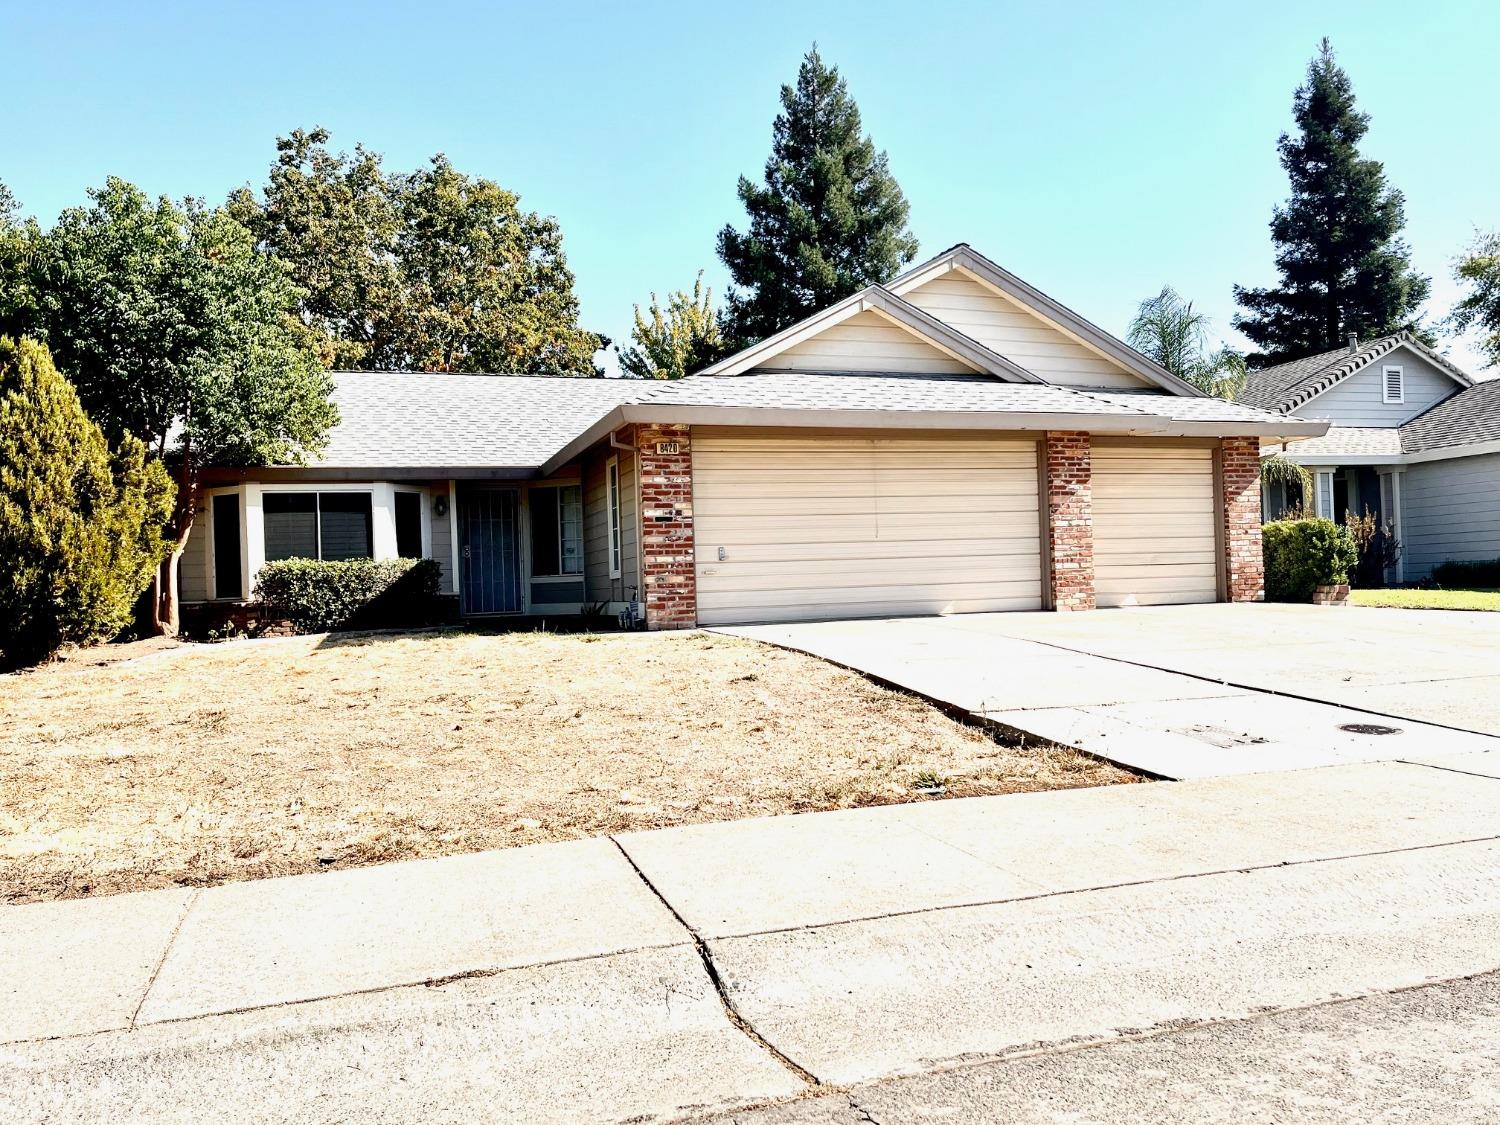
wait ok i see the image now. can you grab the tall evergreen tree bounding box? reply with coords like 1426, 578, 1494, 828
717, 47, 918, 347
1233, 40, 1430, 366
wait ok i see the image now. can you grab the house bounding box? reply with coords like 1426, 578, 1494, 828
183, 244, 1326, 630
1244, 332, 1498, 581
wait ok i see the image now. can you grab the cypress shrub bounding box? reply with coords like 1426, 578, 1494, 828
1262, 517, 1358, 602
0, 337, 175, 669
254, 556, 442, 634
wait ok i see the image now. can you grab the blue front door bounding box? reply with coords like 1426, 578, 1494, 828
460, 489, 522, 614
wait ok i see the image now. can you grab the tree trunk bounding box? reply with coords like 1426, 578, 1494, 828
152, 445, 197, 637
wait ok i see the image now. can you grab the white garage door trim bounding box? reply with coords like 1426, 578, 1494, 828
1092, 441, 1222, 608
693, 429, 1043, 625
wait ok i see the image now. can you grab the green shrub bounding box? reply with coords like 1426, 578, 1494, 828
254, 556, 443, 634
1262, 517, 1358, 602
0, 337, 175, 669
1432, 558, 1500, 588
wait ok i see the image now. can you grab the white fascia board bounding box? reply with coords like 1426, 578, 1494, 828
1153, 418, 1331, 439
887, 246, 1206, 398
1263, 437, 1500, 468
539, 404, 630, 477
618, 403, 1172, 434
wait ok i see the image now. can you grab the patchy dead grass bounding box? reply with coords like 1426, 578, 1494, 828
0, 629, 1137, 903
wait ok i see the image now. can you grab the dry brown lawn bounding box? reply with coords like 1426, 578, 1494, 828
0, 629, 1137, 903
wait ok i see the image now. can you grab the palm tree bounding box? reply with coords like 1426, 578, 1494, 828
1128, 286, 1248, 400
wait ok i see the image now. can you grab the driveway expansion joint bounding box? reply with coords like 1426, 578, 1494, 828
610, 835, 822, 1088
128, 887, 200, 1031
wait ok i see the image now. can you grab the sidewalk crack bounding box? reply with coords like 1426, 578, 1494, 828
129, 887, 200, 1030
609, 836, 820, 1088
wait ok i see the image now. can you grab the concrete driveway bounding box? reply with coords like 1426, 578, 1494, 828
721, 604, 1500, 778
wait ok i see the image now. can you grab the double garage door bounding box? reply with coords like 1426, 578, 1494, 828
692, 430, 1221, 626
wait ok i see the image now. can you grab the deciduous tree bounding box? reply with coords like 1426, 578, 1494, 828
619, 272, 725, 379
1451, 230, 1500, 370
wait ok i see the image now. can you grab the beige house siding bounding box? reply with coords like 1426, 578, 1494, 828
582, 445, 639, 605
1092, 443, 1219, 607
691, 428, 1042, 625
903, 273, 1152, 389
1297, 346, 1463, 426
178, 496, 212, 602
755, 308, 974, 374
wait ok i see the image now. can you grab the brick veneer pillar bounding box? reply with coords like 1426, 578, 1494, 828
637, 423, 697, 629
1221, 437, 1264, 602
1044, 432, 1095, 611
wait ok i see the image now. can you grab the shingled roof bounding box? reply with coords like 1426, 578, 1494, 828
1239, 332, 1473, 414
1400, 378, 1500, 453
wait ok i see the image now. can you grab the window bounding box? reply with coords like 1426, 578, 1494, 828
395, 491, 424, 559
263, 492, 373, 562
529, 485, 583, 576
212, 493, 242, 600
606, 458, 622, 579
1383, 365, 1404, 404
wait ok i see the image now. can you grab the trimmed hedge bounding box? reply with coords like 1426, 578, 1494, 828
1432, 558, 1500, 588
1262, 518, 1358, 603
254, 557, 443, 634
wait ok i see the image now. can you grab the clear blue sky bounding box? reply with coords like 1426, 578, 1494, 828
5, 0, 1496, 374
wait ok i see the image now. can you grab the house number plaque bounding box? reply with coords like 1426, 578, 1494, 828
655, 440, 681, 455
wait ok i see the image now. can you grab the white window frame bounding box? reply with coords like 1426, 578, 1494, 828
606, 456, 623, 579
1382, 364, 1405, 404
527, 481, 584, 579
205, 485, 248, 602
393, 486, 432, 560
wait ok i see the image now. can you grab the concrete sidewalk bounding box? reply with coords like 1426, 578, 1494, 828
721, 606, 1500, 779
5, 751, 1500, 1120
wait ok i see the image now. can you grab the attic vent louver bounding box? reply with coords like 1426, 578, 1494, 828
1382, 365, 1404, 404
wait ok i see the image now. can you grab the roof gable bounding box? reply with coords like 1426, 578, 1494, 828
899, 269, 1154, 389
1241, 333, 1473, 415
886, 245, 1204, 396
698, 285, 1043, 382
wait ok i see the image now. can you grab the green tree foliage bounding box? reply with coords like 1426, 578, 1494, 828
230, 129, 605, 374
0, 179, 337, 631
1127, 286, 1247, 399
0, 337, 175, 668
1233, 40, 1431, 366
619, 272, 725, 379
1259, 452, 1313, 498
224, 129, 401, 369
717, 47, 918, 347
1451, 230, 1500, 370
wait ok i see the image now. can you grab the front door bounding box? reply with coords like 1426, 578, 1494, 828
460, 489, 523, 614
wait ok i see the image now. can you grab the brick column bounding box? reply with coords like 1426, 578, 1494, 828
637, 423, 697, 629
1044, 432, 1094, 611
1221, 437, 1264, 602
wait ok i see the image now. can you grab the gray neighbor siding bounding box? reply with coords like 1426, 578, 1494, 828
1298, 347, 1461, 426
583, 445, 639, 606
1402, 451, 1500, 579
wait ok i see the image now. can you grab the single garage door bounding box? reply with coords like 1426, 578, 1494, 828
693, 429, 1043, 625
1092, 443, 1220, 607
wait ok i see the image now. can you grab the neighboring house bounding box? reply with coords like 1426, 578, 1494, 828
185, 244, 1324, 630
1245, 332, 1499, 581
